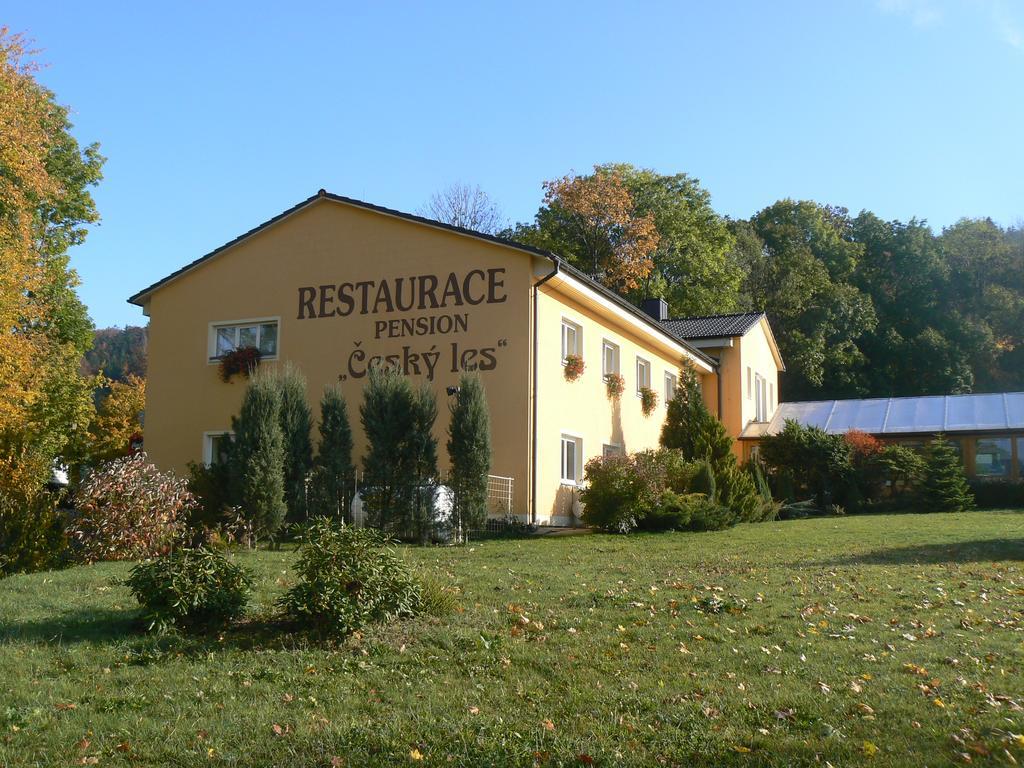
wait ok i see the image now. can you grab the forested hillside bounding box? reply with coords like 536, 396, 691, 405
501, 165, 1023, 401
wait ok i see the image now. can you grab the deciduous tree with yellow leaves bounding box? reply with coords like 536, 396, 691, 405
0, 27, 104, 544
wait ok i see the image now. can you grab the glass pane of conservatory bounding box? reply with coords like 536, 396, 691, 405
947, 393, 1006, 431
885, 396, 945, 433
974, 438, 1012, 477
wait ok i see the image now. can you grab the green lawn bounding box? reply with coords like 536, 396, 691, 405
1, 512, 1023, 767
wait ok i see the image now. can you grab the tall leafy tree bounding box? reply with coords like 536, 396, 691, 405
230, 373, 287, 540
600, 164, 742, 317
746, 200, 876, 399
508, 166, 660, 292
308, 386, 354, 520
409, 383, 439, 544
447, 374, 491, 540
276, 364, 313, 523
82, 326, 147, 382
0, 28, 103, 501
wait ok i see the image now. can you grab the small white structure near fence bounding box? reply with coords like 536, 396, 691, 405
349, 474, 517, 533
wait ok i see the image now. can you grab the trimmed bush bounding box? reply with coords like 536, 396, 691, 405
69, 453, 192, 563
968, 479, 1024, 509
125, 547, 253, 633
279, 518, 423, 636
759, 421, 854, 507
0, 489, 67, 576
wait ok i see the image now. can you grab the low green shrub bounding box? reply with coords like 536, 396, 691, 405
124, 547, 253, 633
968, 479, 1024, 509
279, 518, 423, 636
0, 489, 67, 576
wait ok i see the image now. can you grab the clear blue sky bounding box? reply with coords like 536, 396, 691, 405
9, 1, 1023, 327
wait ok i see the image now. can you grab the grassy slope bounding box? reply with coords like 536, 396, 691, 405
1, 512, 1022, 768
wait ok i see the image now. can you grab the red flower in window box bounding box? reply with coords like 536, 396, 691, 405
604, 373, 625, 400
563, 354, 585, 382
219, 346, 261, 382
639, 386, 658, 416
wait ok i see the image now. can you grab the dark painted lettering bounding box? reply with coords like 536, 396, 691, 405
298, 286, 317, 319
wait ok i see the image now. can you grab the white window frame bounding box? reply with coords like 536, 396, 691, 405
664, 371, 677, 403
602, 443, 623, 459
561, 318, 581, 363
560, 433, 583, 485
636, 356, 651, 395
202, 430, 233, 467
754, 373, 767, 422
602, 340, 620, 378
208, 316, 281, 362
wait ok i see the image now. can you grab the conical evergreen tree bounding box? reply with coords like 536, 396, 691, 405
920, 436, 974, 512
409, 382, 439, 544
660, 364, 731, 463
361, 366, 417, 535
447, 374, 491, 541
230, 372, 287, 540
308, 386, 354, 520
276, 364, 314, 524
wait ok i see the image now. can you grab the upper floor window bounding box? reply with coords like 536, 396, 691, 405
210, 319, 278, 360
747, 366, 752, 399
602, 340, 620, 377
636, 357, 651, 393
754, 373, 767, 422
665, 371, 678, 402
561, 319, 581, 362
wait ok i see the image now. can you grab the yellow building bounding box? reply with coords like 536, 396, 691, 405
129, 191, 783, 525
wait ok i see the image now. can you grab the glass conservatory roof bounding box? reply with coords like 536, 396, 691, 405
746, 392, 1024, 438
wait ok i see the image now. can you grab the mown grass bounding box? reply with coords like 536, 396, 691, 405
1, 511, 1022, 767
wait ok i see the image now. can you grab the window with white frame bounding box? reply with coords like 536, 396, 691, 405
602, 443, 622, 459
602, 340, 620, 378
203, 431, 232, 466
769, 382, 774, 412
664, 371, 677, 402
561, 319, 581, 362
747, 366, 752, 399
636, 357, 651, 393
561, 434, 582, 483
754, 373, 767, 422
210, 319, 279, 360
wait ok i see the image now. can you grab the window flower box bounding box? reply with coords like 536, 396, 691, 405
640, 386, 658, 416
604, 373, 625, 400
218, 346, 261, 382
563, 353, 585, 382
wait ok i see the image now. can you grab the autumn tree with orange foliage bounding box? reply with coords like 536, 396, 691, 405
0, 28, 104, 502
534, 168, 659, 292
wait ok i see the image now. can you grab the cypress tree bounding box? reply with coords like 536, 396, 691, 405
231, 372, 287, 541
447, 374, 491, 542
308, 385, 354, 520
276, 364, 314, 524
920, 436, 974, 512
361, 366, 417, 536
410, 382, 439, 544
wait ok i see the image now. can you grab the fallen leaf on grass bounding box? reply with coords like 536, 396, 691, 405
409, 748, 424, 761
542, 719, 555, 731
862, 741, 878, 757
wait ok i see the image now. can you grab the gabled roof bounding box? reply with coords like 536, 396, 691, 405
740, 391, 1024, 440
662, 312, 766, 340
126, 189, 717, 368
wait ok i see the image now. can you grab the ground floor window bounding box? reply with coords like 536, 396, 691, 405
210, 318, 279, 360
974, 437, 1012, 477
203, 431, 232, 466
561, 434, 582, 484
1017, 437, 1024, 477
602, 443, 622, 459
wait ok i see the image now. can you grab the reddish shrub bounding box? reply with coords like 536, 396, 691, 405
69, 453, 194, 563
845, 429, 883, 460
218, 346, 261, 382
